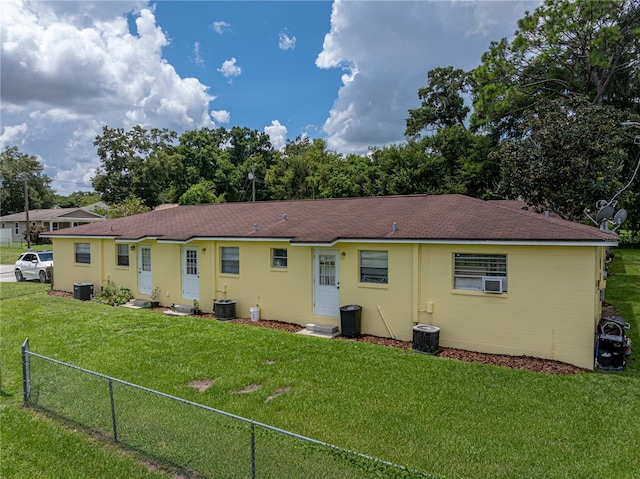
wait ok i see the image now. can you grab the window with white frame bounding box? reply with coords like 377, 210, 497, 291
75, 243, 91, 264
117, 244, 129, 266
221, 247, 239, 274
454, 254, 507, 292
271, 248, 288, 268
14, 223, 19, 235
360, 250, 388, 284
52, 222, 59, 231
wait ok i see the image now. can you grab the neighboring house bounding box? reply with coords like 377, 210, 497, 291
43, 194, 618, 370
0, 206, 105, 243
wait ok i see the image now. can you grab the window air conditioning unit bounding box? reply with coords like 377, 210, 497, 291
483, 277, 506, 293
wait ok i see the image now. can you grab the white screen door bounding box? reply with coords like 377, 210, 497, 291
138, 245, 152, 295
313, 249, 340, 317
182, 246, 199, 300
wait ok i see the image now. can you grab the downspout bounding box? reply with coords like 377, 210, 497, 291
412, 244, 421, 325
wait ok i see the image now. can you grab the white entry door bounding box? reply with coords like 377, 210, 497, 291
313, 249, 340, 317
138, 245, 152, 295
182, 246, 199, 300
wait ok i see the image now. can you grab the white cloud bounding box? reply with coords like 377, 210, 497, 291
192, 41, 205, 67
0, 123, 28, 147
316, 0, 539, 154
0, 0, 215, 194
278, 29, 296, 50
212, 21, 231, 35
264, 120, 288, 151
218, 57, 242, 82
211, 110, 230, 124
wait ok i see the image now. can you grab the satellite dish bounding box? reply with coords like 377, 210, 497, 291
613, 209, 628, 226
596, 205, 615, 223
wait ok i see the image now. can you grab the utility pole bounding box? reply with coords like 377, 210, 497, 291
23, 175, 31, 249
250, 164, 256, 202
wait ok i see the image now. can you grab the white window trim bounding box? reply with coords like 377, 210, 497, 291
116, 244, 130, 267
221, 247, 239, 274
454, 253, 507, 292
75, 242, 91, 264
271, 248, 288, 268
360, 250, 388, 284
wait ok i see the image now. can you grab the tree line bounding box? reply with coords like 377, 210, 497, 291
2, 0, 639, 238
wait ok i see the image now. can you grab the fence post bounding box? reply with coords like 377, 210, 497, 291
108, 379, 119, 443
21, 338, 31, 403
251, 422, 256, 479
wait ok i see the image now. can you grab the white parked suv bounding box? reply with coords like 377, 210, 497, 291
14, 251, 53, 283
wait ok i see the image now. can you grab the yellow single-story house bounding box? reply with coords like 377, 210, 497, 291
44, 194, 618, 370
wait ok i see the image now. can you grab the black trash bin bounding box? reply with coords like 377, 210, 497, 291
73, 282, 93, 301
412, 324, 440, 354
340, 305, 362, 337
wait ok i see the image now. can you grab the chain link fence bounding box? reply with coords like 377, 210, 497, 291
21, 339, 435, 479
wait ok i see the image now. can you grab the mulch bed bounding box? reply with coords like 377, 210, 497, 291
49, 290, 586, 375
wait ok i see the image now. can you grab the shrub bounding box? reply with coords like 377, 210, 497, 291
95, 281, 134, 305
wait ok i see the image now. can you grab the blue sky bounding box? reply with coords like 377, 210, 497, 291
1, 1, 540, 196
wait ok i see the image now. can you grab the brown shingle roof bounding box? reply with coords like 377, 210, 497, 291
43, 194, 617, 244
0, 207, 104, 221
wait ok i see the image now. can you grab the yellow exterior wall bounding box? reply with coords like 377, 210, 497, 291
212, 241, 312, 322
52, 238, 604, 369
52, 238, 104, 292
336, 243, 415, 340
419, 244, 601, 369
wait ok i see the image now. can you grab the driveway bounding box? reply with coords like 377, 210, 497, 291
0, 264, 16, 282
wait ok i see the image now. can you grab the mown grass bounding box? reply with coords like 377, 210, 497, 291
1, 249, 638, 479
605, 247, 640, 374
0, 281, 50, 300
0, 242, 50, 266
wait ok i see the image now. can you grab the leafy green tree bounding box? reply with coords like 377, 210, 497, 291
423, 126, 499, 198
405, 66, 474, 139
319, 154, 380, 198
232, 155, 272, 202
171, 127, 275, 203
178, 181, 224, 205
0, 146, 55, 216
24, 224, 51, 245
473, 0, 640, 136
371, 143, 449, 196
226, 126, 275, 167
405, 66, 500, 198
106, 196, 151, 219
266, 137, 336, 200
496, 99, 632, 221
92, 125, 178, 207
172, 127, 231, 201
224, 127, 276, 202
54, 191, 102, 208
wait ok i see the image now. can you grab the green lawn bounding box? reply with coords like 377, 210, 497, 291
0, 249, 638, 478
0, 242, 50, 266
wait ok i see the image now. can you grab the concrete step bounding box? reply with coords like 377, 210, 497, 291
306, 323, 339, 334
121, 299, 151, 309
173, 304, 195, 314
297, 323, 340, 339
163, 304, 195, 317
164, 310, 190, 317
